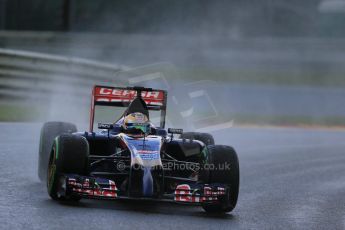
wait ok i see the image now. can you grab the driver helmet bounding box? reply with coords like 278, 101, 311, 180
123, 112, 150, 136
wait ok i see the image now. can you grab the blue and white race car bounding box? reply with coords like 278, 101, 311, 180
38, 86, 239, 213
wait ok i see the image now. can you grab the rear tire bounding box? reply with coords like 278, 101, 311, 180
47, 134, 89, 201
38, 122, 77, 182
180, 132, 215, 146
200, 145, 239, 213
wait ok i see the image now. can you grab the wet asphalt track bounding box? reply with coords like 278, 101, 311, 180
1, 123, 345, 230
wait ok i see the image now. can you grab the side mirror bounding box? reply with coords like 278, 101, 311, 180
98, 123, 114, 130
168, 128, 183, 134
168, 128, 183, 139
168, 128, 183, 140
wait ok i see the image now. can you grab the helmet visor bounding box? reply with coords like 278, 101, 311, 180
126, 122, 150, 134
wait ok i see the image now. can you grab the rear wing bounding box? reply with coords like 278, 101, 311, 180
90, 85, 167, 131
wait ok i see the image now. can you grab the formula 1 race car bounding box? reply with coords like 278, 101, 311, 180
38, 86, 239, 213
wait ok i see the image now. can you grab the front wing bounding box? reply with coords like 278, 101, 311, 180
61, 174, 228, 205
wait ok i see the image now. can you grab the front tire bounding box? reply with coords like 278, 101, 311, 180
200, 145, 239, 213
47, 134, 89, 201
38, 122, 77, 182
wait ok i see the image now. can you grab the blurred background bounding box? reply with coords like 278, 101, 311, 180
0, 0, 345, 130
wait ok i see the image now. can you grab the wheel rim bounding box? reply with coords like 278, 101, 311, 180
47, 147, 56, 193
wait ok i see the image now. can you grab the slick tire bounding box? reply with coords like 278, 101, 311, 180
201, 145, 239, 213
180, 132, 215, 146
38, 122, 77, 182
47, 135, 89, 201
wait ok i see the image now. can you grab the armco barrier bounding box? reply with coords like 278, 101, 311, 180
0, 48, 128, 103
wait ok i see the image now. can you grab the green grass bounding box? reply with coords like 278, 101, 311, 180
0, 104, 42, 122
230, 114, 345, 127
176, 67, 345, 87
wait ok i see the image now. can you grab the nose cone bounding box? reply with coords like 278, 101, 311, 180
142, 167, 153, 197
128, 166, 161, 198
